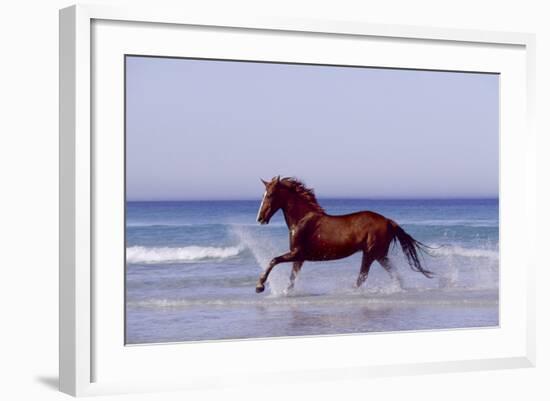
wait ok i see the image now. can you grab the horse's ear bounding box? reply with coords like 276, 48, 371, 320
276, 175, 281, 183
260, 178, 269, 187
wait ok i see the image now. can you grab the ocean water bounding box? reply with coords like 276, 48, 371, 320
125, 199, 499, 344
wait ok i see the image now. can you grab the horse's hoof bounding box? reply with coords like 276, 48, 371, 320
256, 284, 265, 293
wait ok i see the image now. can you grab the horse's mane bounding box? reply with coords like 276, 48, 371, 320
280, 177, 325, 214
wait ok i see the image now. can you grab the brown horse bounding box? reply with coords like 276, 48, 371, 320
255, 176, 434, 293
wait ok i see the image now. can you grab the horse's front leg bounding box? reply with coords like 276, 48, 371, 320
287, 261, 304, 292
256, 250, 301, 293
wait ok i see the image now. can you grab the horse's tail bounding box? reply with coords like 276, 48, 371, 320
390, 221, 434, 278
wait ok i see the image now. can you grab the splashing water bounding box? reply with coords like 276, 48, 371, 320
229, 224, 499, 296
230, 225, 292, 295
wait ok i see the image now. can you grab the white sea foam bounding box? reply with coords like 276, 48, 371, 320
430, 245, 499, 261
126, 245, 243, 264
128, 289, 498, 310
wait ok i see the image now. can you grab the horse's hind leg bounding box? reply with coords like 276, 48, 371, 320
355, 252, 375, 288
378, 257, 404, 288
287, 261, 304, 291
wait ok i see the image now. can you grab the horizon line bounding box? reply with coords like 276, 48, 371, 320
126, 196, 499, 202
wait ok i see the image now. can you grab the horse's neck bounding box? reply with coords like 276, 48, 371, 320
281, 197, 321, 228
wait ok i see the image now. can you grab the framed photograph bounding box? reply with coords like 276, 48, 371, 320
59, 4, 536, 396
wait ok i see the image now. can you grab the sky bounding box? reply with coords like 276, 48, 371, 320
126, 56, 499, 201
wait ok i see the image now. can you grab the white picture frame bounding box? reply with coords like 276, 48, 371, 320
59, 4, 536, 397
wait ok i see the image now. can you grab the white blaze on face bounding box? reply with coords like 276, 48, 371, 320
257, 191, 267, 222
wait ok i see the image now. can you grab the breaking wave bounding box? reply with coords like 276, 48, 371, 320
430, 245, 499, 261
126, 245, 243, 264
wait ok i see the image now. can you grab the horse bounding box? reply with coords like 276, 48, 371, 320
255, 176, 434, 293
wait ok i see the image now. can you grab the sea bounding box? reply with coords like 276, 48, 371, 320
125, 198, 499, 344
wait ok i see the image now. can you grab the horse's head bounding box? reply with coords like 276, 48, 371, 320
257, 176, 284, 224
